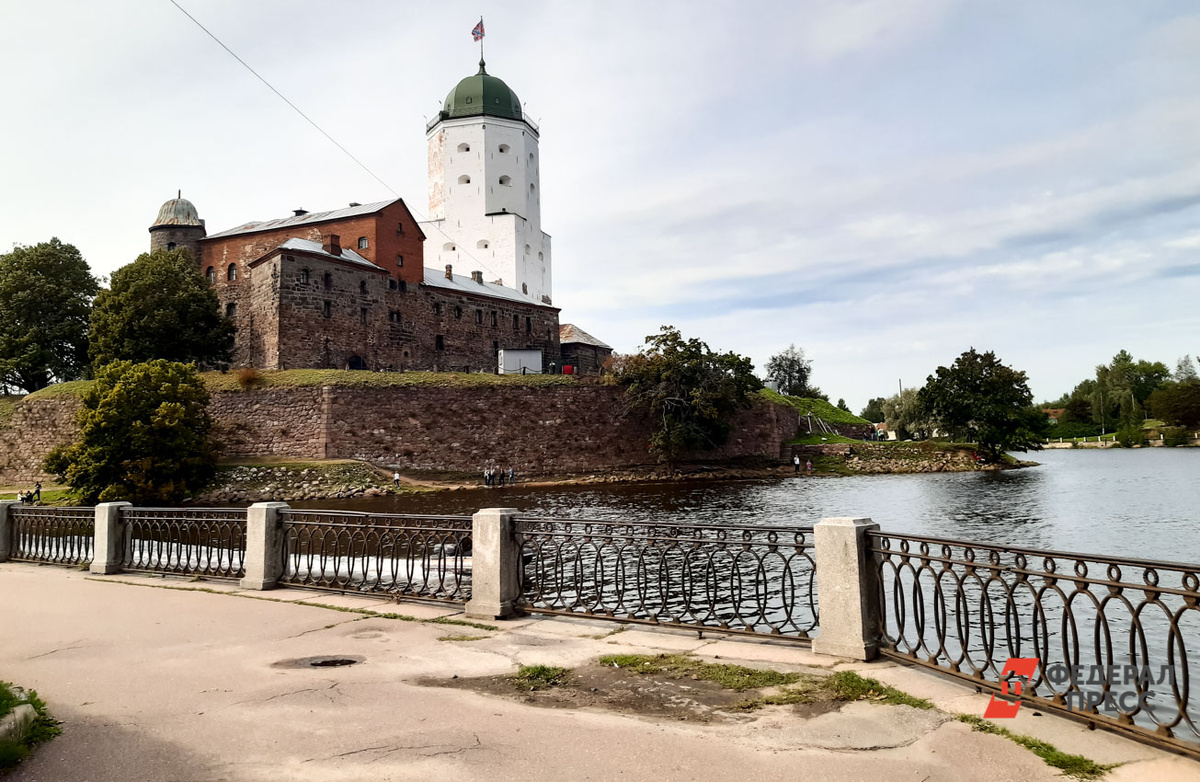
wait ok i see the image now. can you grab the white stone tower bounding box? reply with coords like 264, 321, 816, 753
420, 59, 552, 303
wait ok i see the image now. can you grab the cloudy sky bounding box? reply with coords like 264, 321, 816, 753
2, 1, 1198, 409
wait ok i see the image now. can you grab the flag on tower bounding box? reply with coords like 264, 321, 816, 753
472, 20, 485, 41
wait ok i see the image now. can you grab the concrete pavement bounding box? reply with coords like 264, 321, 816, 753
2, 562, 1197, 781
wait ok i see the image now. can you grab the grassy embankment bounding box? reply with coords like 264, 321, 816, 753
0, 681, 61, 770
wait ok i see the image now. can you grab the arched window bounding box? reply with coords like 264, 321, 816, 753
476, 240, 489, 250
457, 174, 471, 184
167, 242, 176, 251
205, 266, 215, 283
498, 144, 510, 154
227, 263, 238, 281
538, 251, 544, 261
299, 269, 310, 284
524, 244, 531, 255
323, 272, 333, 290
457, 142, 470, 152
225, 302, 237, 318
530, 183, 535, 192
522, 283, 528, 294
529, 152, 534, 163
443, 242, 456, 252
357, 236, 369, 249
498, 175, 511, 186
359, 280, 367, 294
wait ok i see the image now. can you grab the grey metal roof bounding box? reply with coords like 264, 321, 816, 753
152, 197, 203, 227
206, 199, 400, 239
273, 238, 382, 271
559, 324, 611, 349
421, 268, 551, 307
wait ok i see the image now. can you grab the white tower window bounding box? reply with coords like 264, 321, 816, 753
524, 244, 531, 255
443, 242, 456, 252
499, 175, 511, 186
530, 183, 535, 192
458, 174, 471, 184
477, 240, 489, 249
538, 251, 544, 261
457, 143, 470, 152
498, 144, 510, 153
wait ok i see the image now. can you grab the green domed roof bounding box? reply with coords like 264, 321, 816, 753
442, 60, 522, 122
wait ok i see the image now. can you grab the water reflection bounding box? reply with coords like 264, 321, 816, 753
293, 448, 1200, 563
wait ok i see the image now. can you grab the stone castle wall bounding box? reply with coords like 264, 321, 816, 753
1, 385, 799, 485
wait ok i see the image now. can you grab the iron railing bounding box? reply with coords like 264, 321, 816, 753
514, 518, 819, 639
8, 506, 94, 566
120, 507, 248, 578
870, 531, 1200, 758
278, 510, 472, 602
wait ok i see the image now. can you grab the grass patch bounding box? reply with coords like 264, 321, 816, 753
0, 489, 79, 507
23, 380, 92, 401
438, 634, 488, 642
0, 396, 19, 426
759, 389, 870, 425
202, 369, 576, 392
0, 683, 62, 772
428, 616, 499, 632
787, 433, 861, 445
511, 664, 570, 690
598, 653, 803, 691
957, 714, 1114, 780
827, 670, 934, 709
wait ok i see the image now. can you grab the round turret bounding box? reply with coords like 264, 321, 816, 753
441, 60, 522, 122
149, 191, 206, 259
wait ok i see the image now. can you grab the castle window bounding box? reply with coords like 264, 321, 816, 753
167, 242, 176, 251
360, 307, 368, 324
225, 302, 236, 318
323, 301, 332, 318
436, 335, 445, 350
498, 175, 511, 186
357, 236, 369, 249
490, 311, 497, 327
205, 266, 215, 284
498, 144, 510, 153
227, 263, 238, 281
475, 309, 483, 325
538, 251, 544, 261
476, 240, 489, 249
389, 278, 397, 290
524, 244, 531, 255
529, 152, 534, 162
465, 97, 473, 104
360, 280, 367, 294
399, 280, 407, 292
512, 314, 519, 331
433, 302, 442, 316
454, 306, 462, 319
397, 254, 404, 267
526, 316, 532, 334
457, 174, 471, 184
443, 242, 456, 252
389, 310, 402, 324
397, 221, 403, 234
457, 143, 470, 153
530, 183, 535, 192
300, 269, 310, 284
522, 283, 528, 294
324, 272, 332, 290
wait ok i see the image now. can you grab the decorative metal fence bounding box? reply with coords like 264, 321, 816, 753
120, 507, 248, 578
8, 506, 95, 566
278, 510, 472, 602
870, 531, 1200, 758
514, 517, 819, 639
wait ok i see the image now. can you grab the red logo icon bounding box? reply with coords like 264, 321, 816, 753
984, 658, 1039, 718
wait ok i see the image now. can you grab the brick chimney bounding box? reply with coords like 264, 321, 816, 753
324, 234, 342, 256
293, 208, 308, 216
471, 270, 484, 284
445, 264, 453, 280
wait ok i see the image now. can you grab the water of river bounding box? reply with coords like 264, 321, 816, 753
295, 448, 1200, 563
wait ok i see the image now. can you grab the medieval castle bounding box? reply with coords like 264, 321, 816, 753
147, 59, 610, 374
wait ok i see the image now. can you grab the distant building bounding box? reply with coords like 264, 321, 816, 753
1043, 408, 1065, 425
144, 55, 616, 373
559, 324, 612, 375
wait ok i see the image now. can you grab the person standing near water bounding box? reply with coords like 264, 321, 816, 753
793, 455, 800, 473
805, 460, 812, 475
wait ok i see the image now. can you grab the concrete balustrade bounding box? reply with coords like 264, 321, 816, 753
0, 500, 17, 562
91, 502, 130, 575
241, 502, 290, 590
465, 507, 521, 620
812, 517, 881, 661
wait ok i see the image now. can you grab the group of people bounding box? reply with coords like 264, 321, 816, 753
483, 465, 516, 487
16, 482, 41, 504
792, 456, 813, 475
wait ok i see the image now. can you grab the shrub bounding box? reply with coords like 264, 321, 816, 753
1115, 426, 1147, 448
1162, 426, 1189, 447
235, 367, 262, 389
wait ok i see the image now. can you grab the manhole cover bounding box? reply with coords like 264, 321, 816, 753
271, 655, 366, 669
310, 658, 358, 668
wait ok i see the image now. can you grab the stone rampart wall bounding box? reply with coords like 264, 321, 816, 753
1, 385, 800, 484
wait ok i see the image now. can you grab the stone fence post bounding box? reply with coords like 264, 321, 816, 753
812, 516, 881, 661
241, 502, 290, 590
91, 502, 131, 575
466, 507, 520, 620
0, 501, 17, 562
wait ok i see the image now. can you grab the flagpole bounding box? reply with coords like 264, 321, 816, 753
479, 16, 484, 64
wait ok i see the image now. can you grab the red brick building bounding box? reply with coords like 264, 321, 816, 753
148, 196, 560, 372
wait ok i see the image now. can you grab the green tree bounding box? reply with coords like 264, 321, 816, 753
44, 360, 217, 503
1149, 380, 1200, 429
882, 388, 933, 441
765, 344, 823, 399
1176, 355, 1198, 382
0, 238, 99, 392
615, 326, 762, 463
917, 348, 1046, 461
89, 248, 235, 368
859, 397, 886, 423
836, 398, 851, 413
